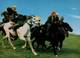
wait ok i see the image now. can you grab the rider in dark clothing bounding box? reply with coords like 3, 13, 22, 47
45, 11, 59, 24
1, 6, 18, 23
45, 11, 59, 32
6, 6, 18, 22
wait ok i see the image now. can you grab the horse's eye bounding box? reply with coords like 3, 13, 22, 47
34, 19, 35, 20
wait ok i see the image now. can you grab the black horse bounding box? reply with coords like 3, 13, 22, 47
46, 22, 73, 56
31, 25, 47, 49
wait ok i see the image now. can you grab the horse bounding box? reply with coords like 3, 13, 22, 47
1, 15, 40, 55
46, 22, 73, 56
31, 24, 47, 49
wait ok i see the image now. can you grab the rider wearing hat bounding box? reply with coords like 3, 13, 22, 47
8, 5, 18, 21
45, 11, 59, 32
1, 5, 18, 23
45, 11, 59, 25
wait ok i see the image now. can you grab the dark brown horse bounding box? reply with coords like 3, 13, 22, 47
47, 22, 73, 56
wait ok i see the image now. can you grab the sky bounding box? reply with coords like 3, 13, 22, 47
0, 0, 80, 35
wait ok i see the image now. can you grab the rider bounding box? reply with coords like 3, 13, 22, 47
45, 11, 59, 24
45, 11, 59, 32
1, 5, 18, 23
7, 5, 18, 22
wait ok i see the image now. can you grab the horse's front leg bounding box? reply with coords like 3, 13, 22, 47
52, 43, 58, 57
59, 40, 64, 52
58, 35, 65, 52
6, 30, 16, 49
27, 36, 38, 55
19, 36, 27, 48
3, 30, 16, 49
7, 37, 16, 50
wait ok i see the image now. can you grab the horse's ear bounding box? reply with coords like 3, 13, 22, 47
1, 11, 7, 17
1, 12, 5, 16
1, 13, 3, 16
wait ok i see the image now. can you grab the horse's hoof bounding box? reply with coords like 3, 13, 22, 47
55, 55, 58, 57
22, 46, 26, 49
34, 53, 38, 56
13, 47, 16, 50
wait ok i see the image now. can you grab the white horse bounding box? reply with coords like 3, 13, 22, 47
2, 16, 40, 55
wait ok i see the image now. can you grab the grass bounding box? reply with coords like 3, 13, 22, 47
0, 33, 80, 58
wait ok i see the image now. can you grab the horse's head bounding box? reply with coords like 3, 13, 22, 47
27, 16, 40, 28
32, 16, 40, 25
67, 26, 73, 32
64, 23, 73, 32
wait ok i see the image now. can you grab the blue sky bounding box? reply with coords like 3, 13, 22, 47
0, 0, 80, 34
